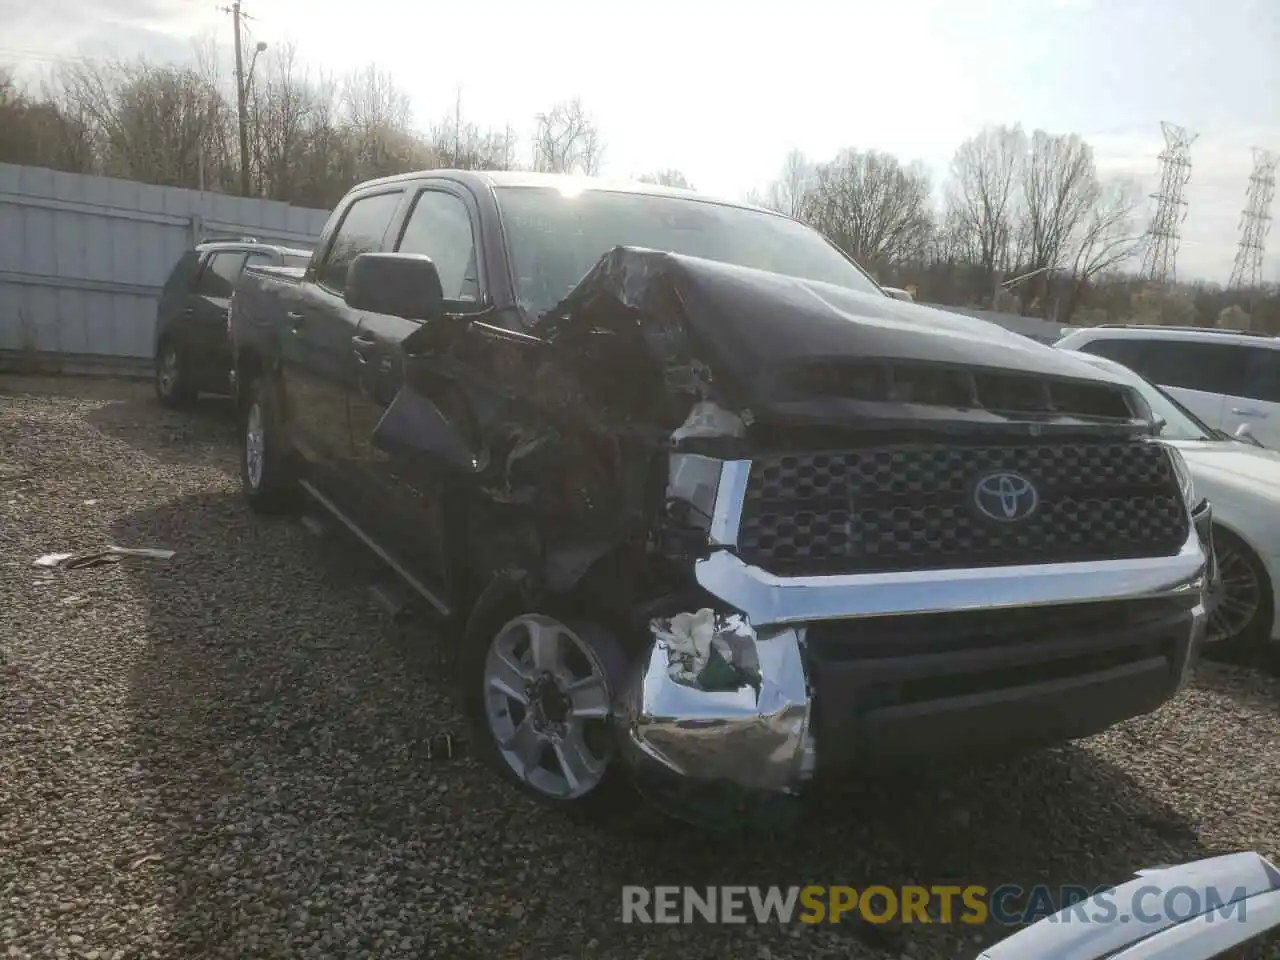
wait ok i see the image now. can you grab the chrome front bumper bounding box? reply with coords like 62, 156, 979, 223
615, 459, 1211, 804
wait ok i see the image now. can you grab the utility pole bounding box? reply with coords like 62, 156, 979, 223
222, 1, 266, 196
232, 1, 250, 196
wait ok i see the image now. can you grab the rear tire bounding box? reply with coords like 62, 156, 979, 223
240, 376, 298, 515
155, 338, 197, 408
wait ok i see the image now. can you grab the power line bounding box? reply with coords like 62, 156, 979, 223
1140, 121, 1197, 285
1227, 147, 1279, 290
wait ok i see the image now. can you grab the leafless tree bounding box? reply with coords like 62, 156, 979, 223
0, 69, 95, 172
1014, 130, 1098, 313
530, 97, 602, 175
54, 58, 227, 189
427, 115, 516, 170
945, 124, 1026, 295
338, 64, 422, 181
798, 148, 934, 273
636, 168, 693, 189
749, 149, 812, 217
1059, 176, 1147, 321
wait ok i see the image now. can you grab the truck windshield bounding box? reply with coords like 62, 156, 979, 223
494, 185, 884, 315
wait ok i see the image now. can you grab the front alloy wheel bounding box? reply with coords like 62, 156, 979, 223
1205, 526, 1273, 662
482, 614, 616, 801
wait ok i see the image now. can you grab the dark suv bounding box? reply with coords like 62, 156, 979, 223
154, 240, 311, 406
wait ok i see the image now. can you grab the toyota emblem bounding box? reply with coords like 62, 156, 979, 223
973, 471, 1039, 522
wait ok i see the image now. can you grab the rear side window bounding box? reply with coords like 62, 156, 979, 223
196, 252, 248, 298
1239, 348, 1280, 403
318, 192, 403, 293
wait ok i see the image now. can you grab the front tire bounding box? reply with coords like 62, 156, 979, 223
1206, 525, 1274, 665
460, 588, 636, 819
240, 376, 297, 515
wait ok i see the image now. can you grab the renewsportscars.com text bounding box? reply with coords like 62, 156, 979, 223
620, 884, 1250, 926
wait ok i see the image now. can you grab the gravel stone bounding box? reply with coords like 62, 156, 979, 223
2, 376, 1279, 959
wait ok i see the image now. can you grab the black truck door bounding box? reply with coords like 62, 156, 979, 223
346, 184, 485, 609
280, 190, 402, 477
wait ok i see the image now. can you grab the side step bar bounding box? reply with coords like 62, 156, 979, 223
298, 479, 453, 619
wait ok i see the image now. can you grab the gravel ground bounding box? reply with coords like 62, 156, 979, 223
2, 375, 1279, 960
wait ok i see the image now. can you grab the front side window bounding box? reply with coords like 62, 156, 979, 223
196, 252, 247, 298
1075, 336, 1148, 368
494, 185, 883, 315
396, 190, 480, 302
318, 191, 403, 293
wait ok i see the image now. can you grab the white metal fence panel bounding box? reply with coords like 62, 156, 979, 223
0, 162, 329, 375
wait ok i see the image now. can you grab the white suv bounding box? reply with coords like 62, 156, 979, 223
1055, 325, 1280, 449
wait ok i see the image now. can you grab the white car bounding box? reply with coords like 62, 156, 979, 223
979, 851, 1280, 959
1061, 349, 1280, 658
1055, 325, 1280, 450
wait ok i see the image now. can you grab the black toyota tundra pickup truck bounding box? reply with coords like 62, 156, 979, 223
228, 169, 1214, 823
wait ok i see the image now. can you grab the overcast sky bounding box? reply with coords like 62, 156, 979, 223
3, 0, 1277, 284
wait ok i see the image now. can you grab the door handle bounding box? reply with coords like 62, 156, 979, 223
1231, 407, 1267, 418
286, 311, 305, 332
351, 334, 377, 363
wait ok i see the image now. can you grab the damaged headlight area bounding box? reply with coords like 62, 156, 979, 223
616, 605, 817, 825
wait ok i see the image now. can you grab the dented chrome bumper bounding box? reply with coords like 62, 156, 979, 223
614, 458, 1211, 806
614, 615, 816, 796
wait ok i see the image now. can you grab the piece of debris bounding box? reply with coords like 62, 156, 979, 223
34, 553, 75, 568
299, 514, 327, 538
32, 546, 176, 571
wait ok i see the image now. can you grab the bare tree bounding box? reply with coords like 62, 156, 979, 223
1059, 176, 1147, 322
1015, 130, 1098, 314
798, 148, 934, 273
0, 69, 95, 172
636, 168, 693, 189
54, 58, 228, 189
530, 97, 602, 175
426, 115, 517, 170
945, 124, 1026, 296
749, 149, 812, 217
338, 64, 421, 181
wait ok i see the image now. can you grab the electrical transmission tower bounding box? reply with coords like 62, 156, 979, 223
1228, 148, 1279, 290
1140, 122, 1198, 284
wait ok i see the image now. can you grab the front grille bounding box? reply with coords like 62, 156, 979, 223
736, 441, 1189, 575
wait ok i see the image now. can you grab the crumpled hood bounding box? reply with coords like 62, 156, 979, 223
536, 247, 1130, 408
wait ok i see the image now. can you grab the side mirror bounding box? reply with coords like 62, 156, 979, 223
344, 252, 444, 322
1235, 422, 1263, 447
1151, 415, 1167, 436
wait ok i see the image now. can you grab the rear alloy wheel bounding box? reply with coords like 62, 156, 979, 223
155, 340, 196, 408
240, 377, 297, 514
1206, 526, 1273, 663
